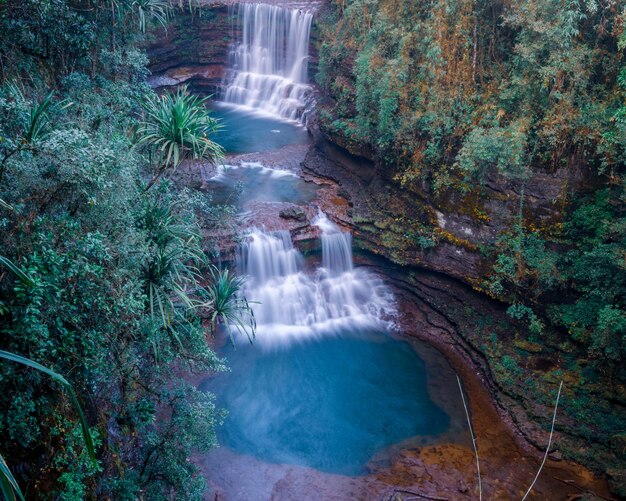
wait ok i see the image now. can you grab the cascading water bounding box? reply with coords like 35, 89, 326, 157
314, 211, 354, 275
236, 213, 395, 346
206, 214, 457, 479
222, 3, 314, 122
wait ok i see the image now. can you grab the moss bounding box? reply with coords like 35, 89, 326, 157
353, 215, 373, 224
434, 228, 479, 251
513, 338, 544, 354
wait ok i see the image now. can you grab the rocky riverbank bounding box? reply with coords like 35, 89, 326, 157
300, 136, 622, 498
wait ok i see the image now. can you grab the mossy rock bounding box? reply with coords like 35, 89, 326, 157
279, 207, 307, 222
607, 469, 626, 498
513, 339, 544, 354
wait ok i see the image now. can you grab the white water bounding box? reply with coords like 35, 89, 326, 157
212, 162, 297, 183
222, 3, 314, 122
237, 214, 395, 347
313, 212, 354, 275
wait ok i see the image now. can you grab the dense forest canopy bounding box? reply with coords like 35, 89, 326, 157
0, 1, 250, 499
1, 0, 626, 498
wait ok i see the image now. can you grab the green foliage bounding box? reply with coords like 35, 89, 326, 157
139, 187, 205, 343
0, 256, 96, 501
507, 304, 544, 336
320, 0, 626, 480
0, 85, 72, 185
488, 228, 560, 299
52, 425, 102, 501
0, 351, 96, 463
0, 2, 245, 498
547, 189, 626, 366
198, 267, 256, 344
0, 257, 34, 287
126, 0, 171, 33
129, 384, 222, 500
0, 454, 23, 501
137, 85, 224, 190
486, 186, 626, 376
456, 125, 529, 183
318, 0, 621, 187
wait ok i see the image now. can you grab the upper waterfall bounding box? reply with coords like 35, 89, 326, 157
222, 3, 314, 122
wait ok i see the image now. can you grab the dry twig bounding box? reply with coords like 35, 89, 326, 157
456, 375, 482, 501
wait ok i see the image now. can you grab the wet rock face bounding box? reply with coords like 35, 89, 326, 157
279, 207, 308, 222
146, 5, 233, 95
302, 135, 583, 285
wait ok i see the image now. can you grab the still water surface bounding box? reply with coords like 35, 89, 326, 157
201, 330, 450, 475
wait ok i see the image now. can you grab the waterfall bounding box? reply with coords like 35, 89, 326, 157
236, 216, 395, 347
313, 212, 353, 275
222, 3, 314, 122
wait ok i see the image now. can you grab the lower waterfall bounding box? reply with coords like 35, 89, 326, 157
236, 214, 395, 346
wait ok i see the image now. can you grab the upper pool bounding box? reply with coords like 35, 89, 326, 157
208, 102, 311, 154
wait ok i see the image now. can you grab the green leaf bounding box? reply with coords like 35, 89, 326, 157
0, 199, 13, 211
0, 453, 23, 501
0, 257, 34, 287
0, 351, 96, 466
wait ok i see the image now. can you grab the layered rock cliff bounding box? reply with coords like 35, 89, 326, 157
146, 1, 322, 95
147, 5, 232, 94
302, 1, 625, 494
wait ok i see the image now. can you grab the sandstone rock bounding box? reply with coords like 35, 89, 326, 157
146, 5, 233, 95
549, 450, 563, 461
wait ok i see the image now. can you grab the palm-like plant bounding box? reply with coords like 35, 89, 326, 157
138, 191, 256, 353
137, 86, 224, 192
198, 267, 256, 345
132, 0, 170, 32
139, 194, 205, 352
108, 0, 171, 33
0, 86, 71, 184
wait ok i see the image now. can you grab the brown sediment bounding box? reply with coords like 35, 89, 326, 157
383, 284, 613, 500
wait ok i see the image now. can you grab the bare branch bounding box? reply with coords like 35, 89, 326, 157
456, 375, 482, 501
522, 380, 563, 500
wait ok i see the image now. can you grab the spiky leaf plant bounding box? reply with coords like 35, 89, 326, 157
0, 85, 71, 184
198, 267, 256, 345
137, 85, 224, 192
138, 190, 206, 355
